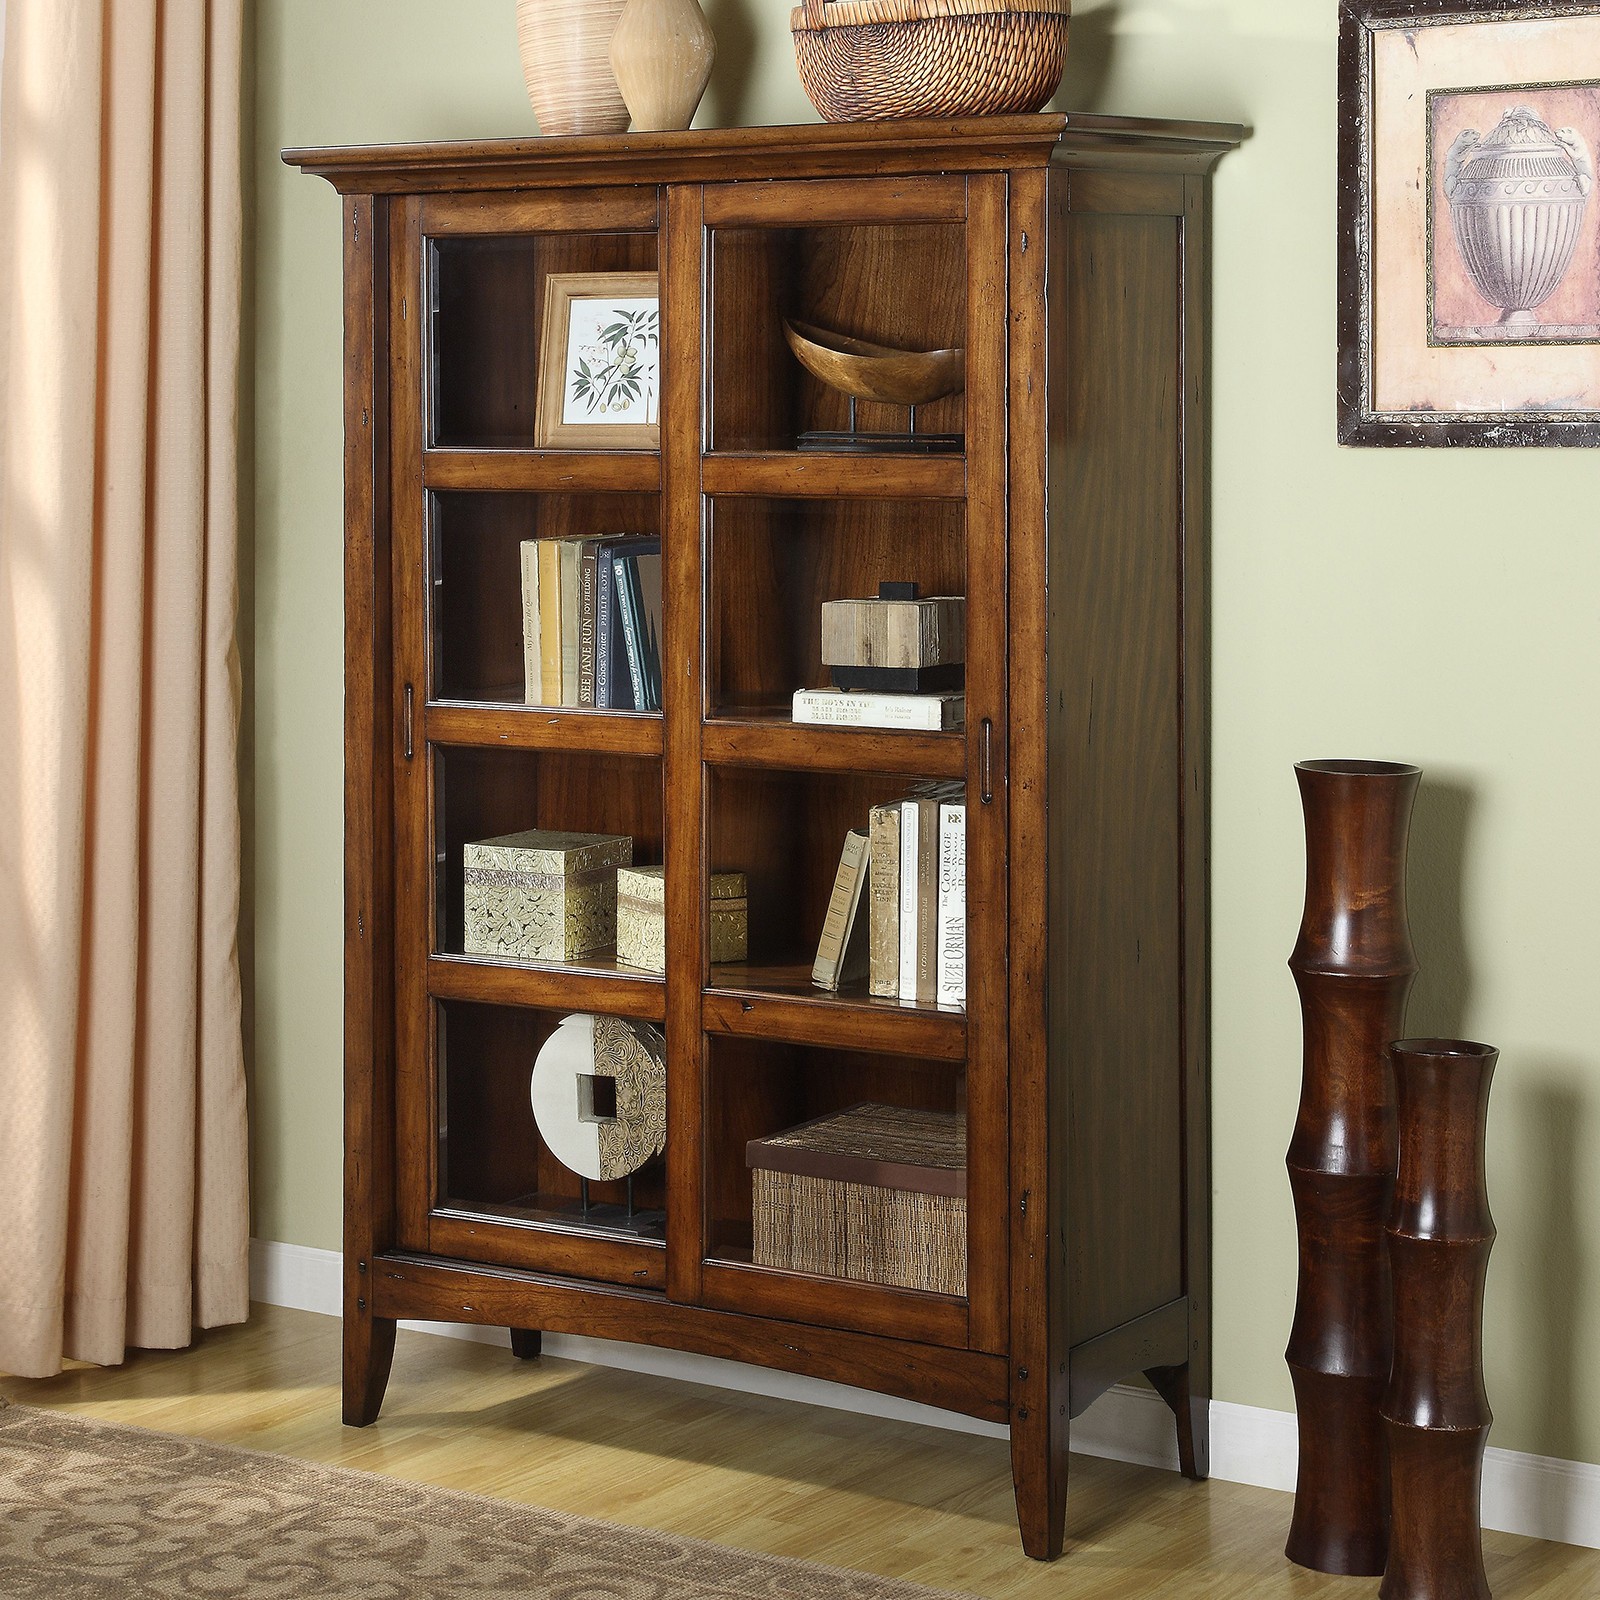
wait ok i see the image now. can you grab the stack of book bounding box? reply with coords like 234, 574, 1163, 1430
520, 536, 663, 711
793, 583, 965, 732
812, 781, 965, 1007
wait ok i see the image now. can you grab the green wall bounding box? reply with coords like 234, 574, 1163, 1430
252, 0, 1600, 1467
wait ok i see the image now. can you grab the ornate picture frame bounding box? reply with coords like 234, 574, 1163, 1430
1339, 1, 1600, 445
534, 272, 661, 450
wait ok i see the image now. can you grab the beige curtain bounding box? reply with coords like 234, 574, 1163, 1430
0, 0, 248, 1377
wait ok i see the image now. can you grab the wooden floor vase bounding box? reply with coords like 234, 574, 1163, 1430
1285, 759, 1421, 1575
1381, 1039, 1498, 1600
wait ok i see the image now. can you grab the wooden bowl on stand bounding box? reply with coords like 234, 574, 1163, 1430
782, 318, 966, 452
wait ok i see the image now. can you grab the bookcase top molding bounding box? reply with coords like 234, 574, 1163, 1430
282, 112, 1246, 194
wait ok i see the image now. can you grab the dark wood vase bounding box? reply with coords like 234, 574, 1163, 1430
1285, 758, 1421, 1575
1381, 1039, 1498, 1600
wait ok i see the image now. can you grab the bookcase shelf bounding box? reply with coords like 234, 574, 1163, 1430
698, 1256, 966, 1346
423, 450, 662, 493
427, 703, 664, 756
699, 452, 964, 500
427, 953, 666, 1023
702, 980, 965, 1061
296, 114, 1241, 1561
701, 717, 964, 779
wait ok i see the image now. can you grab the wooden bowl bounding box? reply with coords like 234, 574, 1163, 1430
782, 319, 966, 407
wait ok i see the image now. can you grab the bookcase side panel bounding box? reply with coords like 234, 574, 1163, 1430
661, 180, 708, 1306
343, 191, 399, 1425
1051, 175, 1188, 1350
1005, 162, 1071, 1563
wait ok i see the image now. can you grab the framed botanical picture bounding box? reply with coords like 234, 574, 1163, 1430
1339, 1, 1600, 445
534, 272, 661, 449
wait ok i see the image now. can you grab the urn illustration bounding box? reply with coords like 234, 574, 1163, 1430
1444, 106, 1595, 329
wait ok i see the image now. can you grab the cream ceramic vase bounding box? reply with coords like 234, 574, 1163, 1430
517, 0, 631, 137
609, 0, 717, 133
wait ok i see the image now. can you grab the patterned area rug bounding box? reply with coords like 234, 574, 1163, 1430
0, 1400, 965, 1599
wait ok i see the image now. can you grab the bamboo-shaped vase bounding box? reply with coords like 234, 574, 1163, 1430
1285, 759, 1421, 1575
1381, 1039, 1498, 1600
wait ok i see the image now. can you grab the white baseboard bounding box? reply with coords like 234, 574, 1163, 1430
249, 1239, 1600, 1551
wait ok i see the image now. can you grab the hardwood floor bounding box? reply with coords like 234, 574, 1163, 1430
3, 1302, 1596, 1598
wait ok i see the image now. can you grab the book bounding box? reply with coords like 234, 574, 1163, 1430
596, 536, 657, 710
812, 828, 871, 991
914, 798, 940, 1002
614, 546, 664, 712
897, 798, 921, 1002
531, 540, 550, 704
615, 552, 648, 712
867, 803, 901, 999
593, 538, 619, 709
578, 540, 600, 708
559, 538, 582, 707
536, 539, 565, 705
635, 547, 663, 711
791, 688, 965, 732
936, 799, 966, 1007
821, 592, 965, 669
898, 782, 963, 1004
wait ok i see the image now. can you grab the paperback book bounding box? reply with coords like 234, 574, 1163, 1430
791, 688, 965, 732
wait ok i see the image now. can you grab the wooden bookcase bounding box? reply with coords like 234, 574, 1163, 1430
286, 114, 1242, 1560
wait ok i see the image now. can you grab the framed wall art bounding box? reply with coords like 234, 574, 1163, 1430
534, 272, 661, 449
1339, 1, 1600, 445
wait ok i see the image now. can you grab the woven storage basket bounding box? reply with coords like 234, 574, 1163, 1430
748, 1104, 966, 1297
790, 0, 1069, 123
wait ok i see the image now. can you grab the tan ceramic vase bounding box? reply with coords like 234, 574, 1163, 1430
609, 0, 717, 133
517, 0, 631, 137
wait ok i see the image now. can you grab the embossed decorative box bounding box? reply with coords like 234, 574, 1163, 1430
616, 865, 747, 972
463, 829, 632, 962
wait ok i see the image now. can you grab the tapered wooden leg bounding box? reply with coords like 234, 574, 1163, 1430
1011, 1404, 1069, 1560
343, 1309, 397, 1427
508, 1328, 542, 1360
1146, 1362, 1211, 1481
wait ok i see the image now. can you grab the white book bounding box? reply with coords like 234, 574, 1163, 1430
936, 800, 966, 1007
791, 688, 965, 732
519, 541, 541, 706
897, 798, 920, 1001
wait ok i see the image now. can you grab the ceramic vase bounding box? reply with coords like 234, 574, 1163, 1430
517, 0, 631, 137
609, 0, 716, 133
1381, 1039, 1498, 1600
1284, 759, 1421, 1576
1444, 105, 1594, 329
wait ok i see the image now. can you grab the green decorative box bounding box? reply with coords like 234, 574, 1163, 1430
616, 865, 748, 973
463, 829, 632, 963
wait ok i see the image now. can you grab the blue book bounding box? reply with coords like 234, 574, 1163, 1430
614, 553, 650, 713
598, 537, 658, 710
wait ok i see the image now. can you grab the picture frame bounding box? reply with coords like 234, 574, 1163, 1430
534, 272, 661, 450
1339, 1, 1600, 446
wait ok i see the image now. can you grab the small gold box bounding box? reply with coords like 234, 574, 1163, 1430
617, 866, 748, 973
463, 829, 632, 963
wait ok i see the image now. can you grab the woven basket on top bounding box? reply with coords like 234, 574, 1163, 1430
790, 0, 1069, 123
